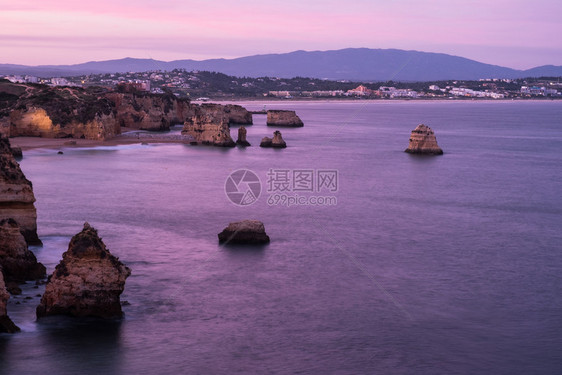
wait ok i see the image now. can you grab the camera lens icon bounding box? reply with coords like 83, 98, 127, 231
225, 169, 261, 206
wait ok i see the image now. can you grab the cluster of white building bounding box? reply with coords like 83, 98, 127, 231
378, 86, 419, 98
520, 86, 559, 96
3, 75, 80, 87
448, 87, 505, 99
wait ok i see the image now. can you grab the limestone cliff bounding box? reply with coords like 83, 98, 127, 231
0, 268, 20, 333
224, 104, 253, 125
266, 110, 303, 127
182, 104, 235, 147
0, 82, 118, 140
404, 124, 443, 155
0, 218, 46, 282
0, 136, 40, 244
36, 223, 131, 319
105, 92, 194, 131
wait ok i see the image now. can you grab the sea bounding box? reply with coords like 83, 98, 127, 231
1, 100, 561, 375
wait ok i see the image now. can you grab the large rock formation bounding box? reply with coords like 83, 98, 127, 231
36, 223, 131, 319
224, 104, 253, 125
0, 82, 119, 140
218, 220, 270, 244
0, 268, 20, 333
0, 218, 46, 282
182, 104, 235, 147
266, 110, 303, 127
236, 126, 251, 146
404, 124, 443, 155
105, 92, 194, 131
0, 136, 41, 244
260, 130, 287, 148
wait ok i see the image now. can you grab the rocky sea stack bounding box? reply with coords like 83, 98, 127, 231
0, 218, 46, 282
405, 124, 443, 155
266, 110, 303, 127
182, 104, 236, 147
0, 268, 20, 333
218, 220, 270, 244
236, 126, 251, 146
260, 130, 287, 148
0, 135, 41, 245
36, 223, 131, 319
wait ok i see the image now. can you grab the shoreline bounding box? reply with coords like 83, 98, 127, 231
10, 131, 195, 151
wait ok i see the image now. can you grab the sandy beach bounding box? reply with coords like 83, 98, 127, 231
10, 129, 195, 151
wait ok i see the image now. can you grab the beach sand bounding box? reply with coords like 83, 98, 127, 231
10, 128, 194, 151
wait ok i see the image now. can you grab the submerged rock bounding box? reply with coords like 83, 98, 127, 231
218, 220, 270, 244
405, 124, 443, 155
0, 135, 41, 245
0, 218, 46, 282
236, 126, 251, 146
0, 268, 20, 333
260, 131, 287, 148
266, 110, 303, 127
36, 223, 131, 319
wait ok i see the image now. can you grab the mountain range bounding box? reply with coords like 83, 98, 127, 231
1, 48, 561, 81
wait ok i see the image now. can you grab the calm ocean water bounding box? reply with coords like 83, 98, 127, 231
1, 101, 561, 375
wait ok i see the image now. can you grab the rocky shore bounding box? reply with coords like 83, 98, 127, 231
0, 81, 252, 146
0, 135, 41, 244
0, 218, 46, 282
0, 268, 19, 333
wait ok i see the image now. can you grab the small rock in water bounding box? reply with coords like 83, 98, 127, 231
57, 151, 64, 155
404, 124, 443, 155
260, 131, 286, 148
218, 220, 270, 244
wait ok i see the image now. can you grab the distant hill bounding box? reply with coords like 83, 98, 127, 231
1, 48, 561, 81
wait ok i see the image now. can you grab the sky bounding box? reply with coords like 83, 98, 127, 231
1, 0, 561, 69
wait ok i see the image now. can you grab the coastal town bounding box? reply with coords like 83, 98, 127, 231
3, 69, 561, 100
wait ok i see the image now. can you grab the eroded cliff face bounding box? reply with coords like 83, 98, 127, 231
8, 109, 119, 140
0, 136, 40, 244
0, 218, 46, 282
0, 82, 118, 140
37, 223, 131, 319
1, 81, 255, 142
266, 110, 303, 127
182, 104, 235, 147
404, 124, 443, 155
224, 104, 253, 125
0, 268, 20, 333
105, 92, 194, 131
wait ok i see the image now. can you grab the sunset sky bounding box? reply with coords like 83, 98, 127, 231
1, 0, 560, 69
